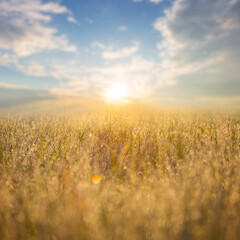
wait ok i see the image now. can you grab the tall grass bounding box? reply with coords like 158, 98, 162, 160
0, 103, 240, 240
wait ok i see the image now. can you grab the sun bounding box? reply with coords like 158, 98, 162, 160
104, 82, 130, 103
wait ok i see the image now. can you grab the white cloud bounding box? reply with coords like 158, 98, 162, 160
133, 0, 164, 3
102, 42, 139, 60
153, 0, 240, 94
149, 0, 164, 3
16, 61, 48, 77
119, 26, 127, 31
0, 0, 68, 21
91, 41, 106, 49
0, 51, 47, 76
67, 16, 78, 24
0, 47, 175, 101
89, 56, 174, 99
0, 52, 18, 66
0, 0, 76, 57
7, 55, 174, 100
56, 56, 173, 99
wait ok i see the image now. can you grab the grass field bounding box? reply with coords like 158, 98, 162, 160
0, 102, 240, 240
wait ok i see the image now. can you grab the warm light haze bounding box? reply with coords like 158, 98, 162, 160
104, 82, 130, 103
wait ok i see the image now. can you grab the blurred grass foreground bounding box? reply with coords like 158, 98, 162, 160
0, 100, 240, 240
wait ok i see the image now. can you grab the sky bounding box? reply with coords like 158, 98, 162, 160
0, 0, 240, 107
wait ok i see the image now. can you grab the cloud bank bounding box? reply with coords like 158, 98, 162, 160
0, 0, 76, 57
153, 0, 240, 100
102, 42, 140, 60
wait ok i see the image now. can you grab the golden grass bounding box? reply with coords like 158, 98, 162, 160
0, 103, 240, 240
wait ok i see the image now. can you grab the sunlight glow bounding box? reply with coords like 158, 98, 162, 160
104, 82, 130, 103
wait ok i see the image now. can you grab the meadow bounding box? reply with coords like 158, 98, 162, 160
0, 101, 240, 240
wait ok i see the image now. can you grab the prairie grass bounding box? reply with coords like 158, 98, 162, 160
0, 103, 240, 240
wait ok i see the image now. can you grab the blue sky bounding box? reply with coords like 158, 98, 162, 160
0, 0, 240, 107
